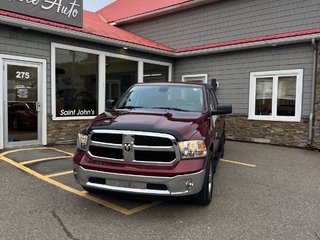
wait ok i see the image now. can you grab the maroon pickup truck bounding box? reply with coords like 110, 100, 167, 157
73, 82, 232, 205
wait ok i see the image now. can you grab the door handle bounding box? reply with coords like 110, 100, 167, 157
36, 102, 41, 112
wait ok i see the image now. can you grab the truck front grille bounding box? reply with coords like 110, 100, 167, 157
134, 135, 172, 146
89, 146, 123, 159
91, 133, 122, 144
135, 151, 176, 162
87, 130, 180, 165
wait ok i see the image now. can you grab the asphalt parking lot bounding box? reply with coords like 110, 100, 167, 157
0, 141, 319, 240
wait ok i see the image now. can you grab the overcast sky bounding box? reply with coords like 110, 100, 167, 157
83, 0, 115, 12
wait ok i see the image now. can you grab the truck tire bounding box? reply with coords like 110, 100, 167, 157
194, 152, 214, 205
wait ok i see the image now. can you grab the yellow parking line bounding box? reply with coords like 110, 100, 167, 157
50, 148, 74, 157
0, 147, 73, 157
20, 156, 73, 165
220, 159, 256, 168
0, 151, 160, 215
125, 201, 162, 215
46, 170, 74, 178
80, 191, 161, 215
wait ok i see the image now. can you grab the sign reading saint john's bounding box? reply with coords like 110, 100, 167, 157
0, 0, 83, 28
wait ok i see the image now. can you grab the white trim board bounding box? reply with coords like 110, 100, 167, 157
2, 14, 320, 59
182, 74, 208, 83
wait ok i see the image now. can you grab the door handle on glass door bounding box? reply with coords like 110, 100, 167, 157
36, 102, 41, 112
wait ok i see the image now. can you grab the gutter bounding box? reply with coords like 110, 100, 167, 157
308, 38, 318, 146
175, 33, 320, 57
0, 15, 174, 58
1, 14, 320, 59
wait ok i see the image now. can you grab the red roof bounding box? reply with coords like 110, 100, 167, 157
83, 11, 172, 51
177, 28, 320, 53
0, 10, 173, 52
0, 9, 319, 55
97, 0, 192, 22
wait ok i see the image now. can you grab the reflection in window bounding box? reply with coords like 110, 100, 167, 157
277, 77, 296, 116
255, 78, 273, 115
56, 49, 98, 117
117, 85, 204, 112
7, 65, 38, 142
143, 63, 168, 83
249, 69, 303, 121
106, 57, 138, 103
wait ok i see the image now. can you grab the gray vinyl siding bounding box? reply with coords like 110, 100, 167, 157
122, 0, 320, 49
0, 25, 173, 114
175, 43, 313, 116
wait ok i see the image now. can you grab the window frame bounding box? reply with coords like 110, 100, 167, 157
51, 43, 172, 120
207, 88, 218, 111
248, 69, 303, 122
182, 74, 208, 84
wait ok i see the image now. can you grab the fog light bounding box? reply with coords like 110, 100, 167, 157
186, 180, 194, 191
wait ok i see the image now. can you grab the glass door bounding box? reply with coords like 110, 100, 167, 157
4, 60, 42, 146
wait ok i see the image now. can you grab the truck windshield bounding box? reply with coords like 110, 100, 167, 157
116, 85, 204, 112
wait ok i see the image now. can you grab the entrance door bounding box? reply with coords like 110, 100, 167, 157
3, 60, 43, 147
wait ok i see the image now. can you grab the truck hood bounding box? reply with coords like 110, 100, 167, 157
88, 109, 208, 141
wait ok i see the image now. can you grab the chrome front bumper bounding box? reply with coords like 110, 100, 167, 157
74, 164, 205, 196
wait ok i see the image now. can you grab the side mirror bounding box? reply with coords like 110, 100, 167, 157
211, 104, 232, 115
105, 99, 115, 110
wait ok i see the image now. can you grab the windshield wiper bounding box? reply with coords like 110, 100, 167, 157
151, 107, 189, 112
119, 106, 144, 109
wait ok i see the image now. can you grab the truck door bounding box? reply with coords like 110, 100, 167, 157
207, 88, 222, 153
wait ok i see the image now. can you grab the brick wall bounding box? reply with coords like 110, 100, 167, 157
47, 118, 90, 145
226, 116, 310, 148
47, 115, 311, 148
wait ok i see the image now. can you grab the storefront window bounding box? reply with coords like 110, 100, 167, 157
106, 57, 138, 103
143, 63, 169, 83
55, 49, 98, 118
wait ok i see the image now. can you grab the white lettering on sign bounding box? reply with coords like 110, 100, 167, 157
16, 71, 30, 79
41, 0, 80, 18
60, 109, 95, 116
8, 0, 40, 5
7, 0, 80, 19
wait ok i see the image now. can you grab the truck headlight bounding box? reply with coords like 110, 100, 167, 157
77, 133, 88, 151
178, 140, 207, 159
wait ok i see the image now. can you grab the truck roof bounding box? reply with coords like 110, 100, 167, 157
135, 82, 215, 92
135, 82, 209, 87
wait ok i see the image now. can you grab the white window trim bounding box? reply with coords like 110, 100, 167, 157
182, 74, 208, 83
0, 54, 47, 148
248, 69, 303, 122
51, 43, 172, 121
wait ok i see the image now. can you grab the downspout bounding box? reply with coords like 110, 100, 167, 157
308, 38, 318, 146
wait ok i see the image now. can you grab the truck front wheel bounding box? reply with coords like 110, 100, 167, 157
194, 152, 214, 205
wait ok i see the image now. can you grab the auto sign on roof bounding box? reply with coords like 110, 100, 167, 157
0, 0, 83, 28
